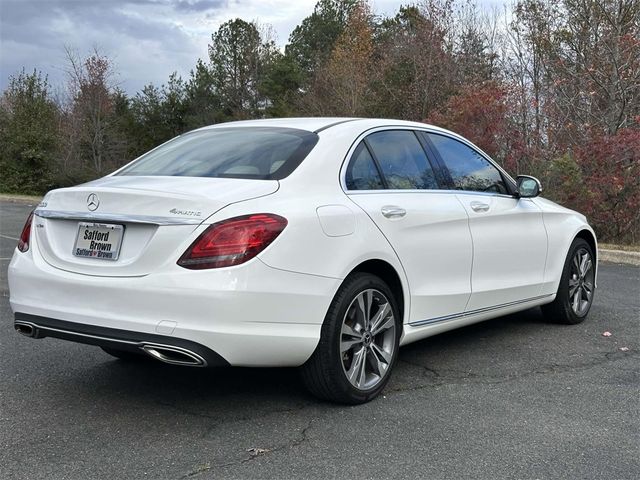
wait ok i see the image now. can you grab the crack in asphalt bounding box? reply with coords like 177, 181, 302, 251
394, 350, 638, 392
180, 419, 314, 479
161, 349, 636, 478
154, 400, 314, 435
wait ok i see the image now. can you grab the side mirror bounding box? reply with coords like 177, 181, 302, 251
516, 175, 542, 198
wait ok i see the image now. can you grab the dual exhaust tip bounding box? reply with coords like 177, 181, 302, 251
15, 322, 37, 338
139, 344, 206, 367
14, 321, 206, 367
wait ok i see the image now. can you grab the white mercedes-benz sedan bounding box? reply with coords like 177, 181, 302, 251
9, 118, 597, 404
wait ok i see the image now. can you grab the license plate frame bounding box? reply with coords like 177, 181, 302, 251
73, 222, 124, 261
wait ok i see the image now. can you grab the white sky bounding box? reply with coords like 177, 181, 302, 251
0, 0, 504, 95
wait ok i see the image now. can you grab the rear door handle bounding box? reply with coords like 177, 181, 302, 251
381, 205, 406, 219
470, 201, 490, 212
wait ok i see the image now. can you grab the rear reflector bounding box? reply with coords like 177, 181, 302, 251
18, 211, 34, 253
177, 213, 287, 269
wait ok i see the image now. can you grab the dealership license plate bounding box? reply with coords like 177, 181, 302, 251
73, 222, 124, 261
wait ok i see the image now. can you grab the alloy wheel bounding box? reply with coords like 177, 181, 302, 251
340, 289, 396, 390
568, 247, 594, 316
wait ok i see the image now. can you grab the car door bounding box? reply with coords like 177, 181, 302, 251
425, 132, 548, 311
344, 129, 473, 323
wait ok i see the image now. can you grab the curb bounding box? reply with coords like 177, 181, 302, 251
599, 249, 640, 267
0, 194, 42, 205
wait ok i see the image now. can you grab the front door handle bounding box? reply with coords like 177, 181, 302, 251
470, 201, 490, 212
381, 205, 406, 219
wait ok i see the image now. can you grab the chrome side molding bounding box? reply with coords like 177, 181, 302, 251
409, 294, 554, 327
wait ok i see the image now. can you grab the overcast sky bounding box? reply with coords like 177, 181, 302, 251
0, 0, 502, 95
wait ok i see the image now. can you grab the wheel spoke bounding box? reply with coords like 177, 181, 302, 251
579, 254, 592, 278
371, 316, 395, 337
572, 287, 581, 312
341, 323, 362, 353
573, 254, 581, 274
356, 291, 373, 330
341, 337, 362, 353
583, 282, 593, 300
584, 258, 592, 277
357, 348, 368, 387
347, 346, 366, 385
369, 343, 391, 376
569, 277, 580, 297
369, 302, 391, 334
341, 322, 360, 338
364, 290, 373, 329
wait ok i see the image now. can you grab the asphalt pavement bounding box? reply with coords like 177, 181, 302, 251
1, 199, 638, 480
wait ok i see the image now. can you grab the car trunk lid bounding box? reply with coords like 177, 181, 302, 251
33, 176, 279, 277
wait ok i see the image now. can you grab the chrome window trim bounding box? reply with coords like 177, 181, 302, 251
346, 189, 517, 199
339, 125, 518, 197
34, 209, 202, 226
408, 294, 554, 327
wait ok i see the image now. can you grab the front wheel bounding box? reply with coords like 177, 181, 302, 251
301, 273, 401, 404
542, 237, 596, 324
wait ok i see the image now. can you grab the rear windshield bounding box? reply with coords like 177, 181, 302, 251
116, 127, 319, 180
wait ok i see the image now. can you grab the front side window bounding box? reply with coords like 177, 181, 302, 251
427, 133, 508, 194
117, 127, 319, 180
365, 130, 438, 190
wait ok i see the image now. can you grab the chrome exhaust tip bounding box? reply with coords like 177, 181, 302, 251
14, 322, 37, 338
139, 343, 206, 367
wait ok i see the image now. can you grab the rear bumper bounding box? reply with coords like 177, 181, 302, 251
14, 313, 229, 367
8, 246, 341, 367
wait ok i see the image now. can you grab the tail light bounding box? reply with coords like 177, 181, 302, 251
178, 214, 287, 269
17, 211, 34, 252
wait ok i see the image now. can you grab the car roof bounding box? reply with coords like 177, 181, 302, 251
196, 117, 449, 134
197, 117, 357, 133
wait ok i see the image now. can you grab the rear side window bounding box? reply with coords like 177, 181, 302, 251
117, 127, 319, 180
428, 133, 508, 194
345, 143, 384, 190
366, 130, 438, 190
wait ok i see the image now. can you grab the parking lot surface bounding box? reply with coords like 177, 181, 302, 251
1, 199, 638, 479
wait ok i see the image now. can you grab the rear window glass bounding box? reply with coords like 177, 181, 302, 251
116, 127, 319, 180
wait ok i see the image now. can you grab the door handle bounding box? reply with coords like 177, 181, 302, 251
470, 201, 490, 212
381, 205, 406, 219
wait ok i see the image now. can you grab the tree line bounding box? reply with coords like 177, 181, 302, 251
0, 0, 638, 242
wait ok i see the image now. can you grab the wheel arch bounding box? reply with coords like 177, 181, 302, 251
574, 228, 598, 286
575, 229, 597, 264
348, 259, 407, 326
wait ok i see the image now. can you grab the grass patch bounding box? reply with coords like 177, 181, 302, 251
599, 243, 640, 252
0, 193, 43, 204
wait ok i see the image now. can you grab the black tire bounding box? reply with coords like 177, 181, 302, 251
301, 272, 401, 404
542, 237, 595, 325
101, 346, 148, 362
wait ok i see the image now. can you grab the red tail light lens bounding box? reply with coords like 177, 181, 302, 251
178, 214, 287, 269
18, 211, 34, 253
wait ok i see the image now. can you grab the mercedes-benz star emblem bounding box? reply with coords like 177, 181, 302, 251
87, 193, 100, 211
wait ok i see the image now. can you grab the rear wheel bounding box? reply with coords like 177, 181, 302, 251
301, 273, 401, 404
542, 238, 595, 324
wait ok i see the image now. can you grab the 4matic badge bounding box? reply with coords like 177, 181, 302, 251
169, 208, 202, 217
